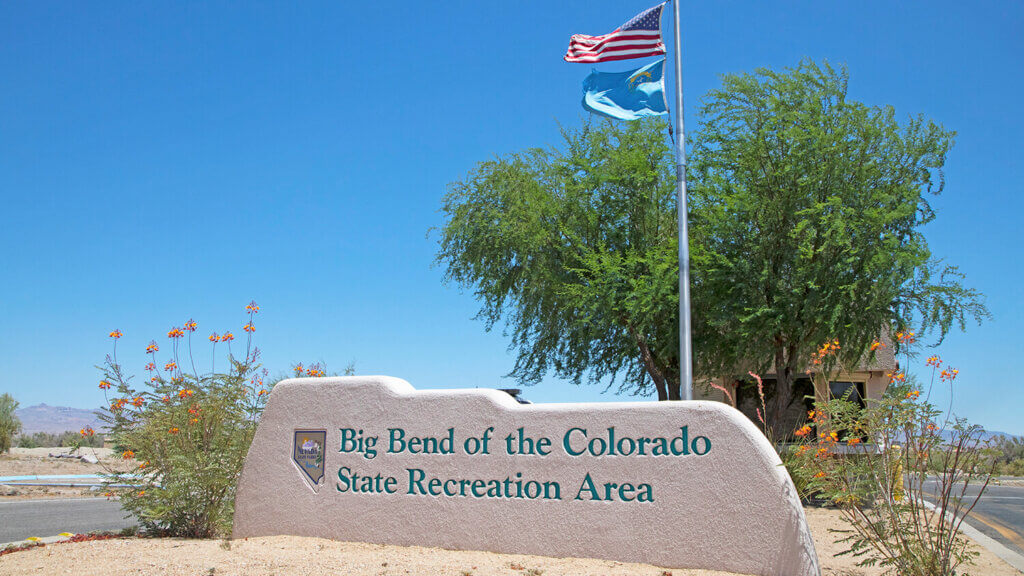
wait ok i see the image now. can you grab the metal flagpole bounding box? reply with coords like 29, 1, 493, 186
671, 0, 693, 400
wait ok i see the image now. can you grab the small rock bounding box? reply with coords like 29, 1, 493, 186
0, 484, 20, 496
81, 454, 99, 464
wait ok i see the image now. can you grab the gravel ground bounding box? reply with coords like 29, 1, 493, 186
0, 507, 1019, 576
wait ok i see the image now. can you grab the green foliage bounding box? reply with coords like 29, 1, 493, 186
0, 393, 21, 453
791, 356, 993, 575
16, 430, 104, 449
990, 436, 1024, 476
437, 60, 986, 415
437, 118, 683, 399
98, 307, 269, 538
688, 59, 986, 424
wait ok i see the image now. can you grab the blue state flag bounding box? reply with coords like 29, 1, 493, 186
581, 58, 667, 121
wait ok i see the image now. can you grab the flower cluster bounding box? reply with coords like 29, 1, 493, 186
870, 339, 884, 351
167, 327, 185, 339
940, 368, 959, 382
109, 329, 123, 339
184, 319, 197, 332
896, 330, 916, 345
887, 371, 907, 384
146, 341, 159, 354
811, 339, 841, 366
80, 426, 95, 437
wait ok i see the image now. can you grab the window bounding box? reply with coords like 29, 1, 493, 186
828, 381, 865, 408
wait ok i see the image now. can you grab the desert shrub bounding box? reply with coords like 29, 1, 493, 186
990, 436, 1024, 477
0, 393, 21, 453
16, 430, 104, 449
97, 303, 270, 538
792, 333, 993, 576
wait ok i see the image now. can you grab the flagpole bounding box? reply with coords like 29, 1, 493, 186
670, 0, 693, 401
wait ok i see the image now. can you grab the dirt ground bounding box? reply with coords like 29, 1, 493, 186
0, 507, 1019, 576
0, 447, 127, 500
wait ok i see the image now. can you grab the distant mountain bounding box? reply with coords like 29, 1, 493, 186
14, 403, 108, 435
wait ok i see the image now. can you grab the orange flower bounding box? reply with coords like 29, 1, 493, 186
188, 404, 201, 415
888, 372, 907, 383
940, 368, 959, 382
109, 329, 123, 339
167, 327, 184, 339
164, 361, 177, 371
80, 426, 94, 437
121, 450, 135, 459
208, 332, 219, 342
161, 395, 170, 403
813, 471, 826, 478
146, 341, 159, 354
137, 491, 145, 497
293, 364, 304, 375
220, 332, 234, 343
896, 331, 916, 345
132, 396, 145, 407
847, 437, 862, 446
870, 340, 883, 351
139, 461, 148, 469
807, 410, 817, 421
926, 355, 942, 367
178, 389, 194, 399
99, 380, 112, 390
258, 389, 268, 396
243, 323, 255, 333
184, 319, 197, 332
926, 423, 939, 432
906, 390, 921, 400
245, 301, 260, 314
144, 362, 156, 372
169, 427, 180, 434
189, 417, 199, 425
829, 431, 839, 442
794, 425, 812, 437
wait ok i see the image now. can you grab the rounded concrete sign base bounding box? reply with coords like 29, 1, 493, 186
233, 376, 820, 576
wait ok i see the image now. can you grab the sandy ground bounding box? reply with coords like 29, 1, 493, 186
0, 507, 1019, 576
0, 447, 126, 500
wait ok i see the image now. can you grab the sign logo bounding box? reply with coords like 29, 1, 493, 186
292, 429, 326, 486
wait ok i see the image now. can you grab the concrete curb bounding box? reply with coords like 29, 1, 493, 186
922, 501, 1024, 573
1, 533, 76, 550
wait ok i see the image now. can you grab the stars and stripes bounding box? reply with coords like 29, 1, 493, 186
564, 3, 666, 64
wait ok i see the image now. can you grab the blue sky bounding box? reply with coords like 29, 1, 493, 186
1, 1, 1021, 434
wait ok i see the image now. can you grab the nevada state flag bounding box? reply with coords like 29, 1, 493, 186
581, 58, 668, 121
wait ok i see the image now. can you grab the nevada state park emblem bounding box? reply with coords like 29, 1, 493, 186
292, 429, 326, 487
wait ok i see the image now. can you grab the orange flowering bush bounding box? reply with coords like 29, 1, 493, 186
791, 341, 994, 576
97, 302, 270, 538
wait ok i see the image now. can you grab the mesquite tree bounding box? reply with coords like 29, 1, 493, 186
436, 60, 987, 424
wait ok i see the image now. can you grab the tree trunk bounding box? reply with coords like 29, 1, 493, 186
627, 323, 670, 401
771, 347, 793, 431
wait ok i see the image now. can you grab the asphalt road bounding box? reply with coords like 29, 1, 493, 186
923, 479, 1024, 557
0, 498, 137, 544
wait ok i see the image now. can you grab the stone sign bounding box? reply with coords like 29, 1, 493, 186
233, 376, 820, 576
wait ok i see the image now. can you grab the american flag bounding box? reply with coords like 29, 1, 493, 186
564, 3, 666, 64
